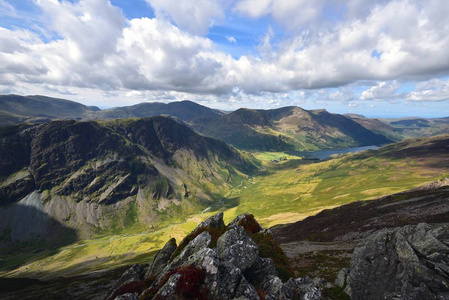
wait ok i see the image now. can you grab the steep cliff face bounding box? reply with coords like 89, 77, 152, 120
0, 117, 257, 246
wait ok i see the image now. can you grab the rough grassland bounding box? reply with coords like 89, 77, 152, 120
223, 139, 449, 227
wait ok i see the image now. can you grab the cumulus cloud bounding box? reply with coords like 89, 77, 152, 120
404, 79, 449, 102
360, 81, 400, 100
145, 0, 225, 35
44, 84, 78, 95
0, 0, 448, 106
36, 0, 125, 62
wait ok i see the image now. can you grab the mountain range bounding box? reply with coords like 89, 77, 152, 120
1, 94, 448, 299
2, 94, 448, 153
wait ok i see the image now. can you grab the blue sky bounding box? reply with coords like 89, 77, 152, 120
0, 0, 448, 118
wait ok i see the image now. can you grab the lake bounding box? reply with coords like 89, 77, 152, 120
288, 145, 381, 160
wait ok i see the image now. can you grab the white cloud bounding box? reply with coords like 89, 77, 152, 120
360, 81, 400, 100
404, 79, 449, 102
0, 0, 449, 106
145, 0, 225, 35
36, 0, 125, 62
226, 36, 236, 43
44, 84, 78, 95
0, 0, 17, 17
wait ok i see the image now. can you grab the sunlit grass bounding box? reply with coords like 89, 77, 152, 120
224, 151, 448, 227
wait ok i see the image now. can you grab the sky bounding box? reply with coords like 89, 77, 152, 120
0, 0, 449, 117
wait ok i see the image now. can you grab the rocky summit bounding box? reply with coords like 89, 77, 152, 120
105, 212, 326, 300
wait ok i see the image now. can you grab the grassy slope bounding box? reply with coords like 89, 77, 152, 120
1, 135, 447, 280
222, 135, 449, 227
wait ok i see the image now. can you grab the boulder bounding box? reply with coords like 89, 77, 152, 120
169, 231, 211, 270
245, 257, 277, 288
347, 223, 449, 300
145, 237, 177, 279
334, 268, 349, 288
106, 264, 147, 300
229, 213, 263, 234
216, 224, 259, 272
198, 211, 225, 230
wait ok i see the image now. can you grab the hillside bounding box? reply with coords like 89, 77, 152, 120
382, 116, 449, 138
94, 100, 223, 121
269, 178, 449, 290
345, 114, 403, 142
192, 106, 392, 151
0, 117, 256, 251
222, 134, 449, 227
272, 178, 449, 244
0, 95, 100, 126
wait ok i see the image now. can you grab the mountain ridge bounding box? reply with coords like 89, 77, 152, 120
0, 116, 256, 248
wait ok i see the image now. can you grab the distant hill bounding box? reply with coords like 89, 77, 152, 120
3, 94, 448, 152
0, 117, 256, 248
381, 117, 449, 138
0, 95, 223, 127
346, 114, 449, 141
345, 114, 403, 142
94, 100, 223, 121
0, 95, 99, 126
192, 106, 392, 151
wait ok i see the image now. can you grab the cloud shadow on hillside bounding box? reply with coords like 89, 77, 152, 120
0, 203, 79, 272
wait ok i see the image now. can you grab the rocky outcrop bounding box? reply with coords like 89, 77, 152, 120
106, 213, 324, 300
346, 223, 449, 300
145, 238, 177, 279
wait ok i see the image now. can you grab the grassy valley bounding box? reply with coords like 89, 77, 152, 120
221, 134, 449, 227
1, 134, 447, 284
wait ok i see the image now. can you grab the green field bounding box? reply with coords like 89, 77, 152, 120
252, 151, 302, 163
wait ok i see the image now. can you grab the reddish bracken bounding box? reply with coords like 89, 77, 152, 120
237, 213, 262, 235
176, 265, 207, 299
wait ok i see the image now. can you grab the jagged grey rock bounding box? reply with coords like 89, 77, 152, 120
245, 256, 277, 288
292, 277, 323, 300
216, 224, 259, 272
347, 223, 449, 300
234, 276, 260, 300
334, 268, 349, 288
106, 264, 147, 300
145, 237, 177, 279
186, 247, 243, 299
170, 231, 211, 268
262, 275, 284, 300
153, 273, 181, 300
198, 211, 225, 229
114, 293, 138, 300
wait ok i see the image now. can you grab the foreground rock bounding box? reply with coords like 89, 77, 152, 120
345, 223, 449, 300
106, 212, 325, 300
